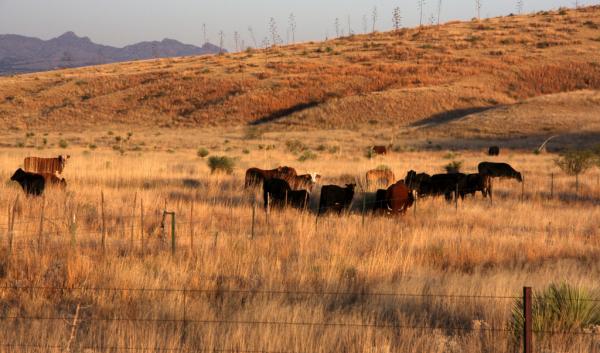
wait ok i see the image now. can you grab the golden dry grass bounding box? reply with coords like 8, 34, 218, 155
0, 6, 599, 132
0, 127, 599, 352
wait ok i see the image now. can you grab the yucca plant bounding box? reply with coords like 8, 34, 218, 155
510, 283, 600, 341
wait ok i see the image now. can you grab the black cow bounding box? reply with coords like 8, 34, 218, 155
488, 146, 500, 156
318, 184, 355, 215
263, 178, 310, 210
404, 170, 431, 197
478, 162, 522, 182
427, 173, 466, 201
10, 168, 45, 196
457, 173, 491, 199
373, 189, 388, 214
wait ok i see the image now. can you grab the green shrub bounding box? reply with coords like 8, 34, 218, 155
298, 150, 317, 162
242, 149, 250, 154
244, 126, 263, 140
208, 156, 235, 174
286, 139, 308, 154
197, 148, 209, 158
510, 283, 600, 341
89, 144, 97, 150
365, 147, 375, 159
59, 139, 69, 149
444, 160, 462, 173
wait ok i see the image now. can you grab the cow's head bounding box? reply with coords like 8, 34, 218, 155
308, 172, 322, 183
10, 168, 25, 182
58, 155, 70, 170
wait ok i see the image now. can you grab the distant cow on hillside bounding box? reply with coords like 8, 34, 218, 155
366, 169, 395, 189
245, 166, 297, 188
371, 146, 388, 155
478, 162, 522, 182
318, 184, 356, 215
263, 178, 309, 210
10, 168, 45, 196
24, 155, 70, 175
488, 146, 500, 156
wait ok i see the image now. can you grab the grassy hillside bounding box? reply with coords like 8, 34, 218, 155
0, 6, 599, 132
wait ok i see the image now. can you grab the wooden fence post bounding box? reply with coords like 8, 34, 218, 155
455, 184, 459, 211
140, 198, 145, 256
523, 286, 533, 353
413, 195, 417, 216
171, 212, 176, 256
131, 193, 137, 250
251, 198, 256, 239
550, 173, 554, 199
69, 212, 77, 248
521, 178, 525, 203
101, 191, 106, 252
65, 303, 81, 353
38, 198, 45, 250
361, 196, 366, 227
190, 201, 194, 251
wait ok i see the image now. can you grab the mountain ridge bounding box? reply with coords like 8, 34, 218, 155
0, 31, 223, 75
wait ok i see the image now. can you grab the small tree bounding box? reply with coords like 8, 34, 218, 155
268, 17, 282, 46
208, 156, 235, 175
554, 149, 595, 194
288, 13, 297, 44
418, 0, 426, 27
247, 26, 258, 47
392, 7, 402, 31
372, 6, 378, 33
516, 0, 524, 14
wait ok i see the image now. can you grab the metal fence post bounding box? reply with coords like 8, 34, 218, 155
523, 286, 533, 353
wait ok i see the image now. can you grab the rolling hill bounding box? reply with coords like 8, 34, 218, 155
0, 6, 599, 142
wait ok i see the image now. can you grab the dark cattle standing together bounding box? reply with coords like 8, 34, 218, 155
318, 184, 355, 215
457, 173, 491, 199
405, 170, 465, 200
263, 178, 310, 210
488, 146, 500, 156
478, 162, 522, 182
11, 168, 46, 196
245, 166, 297, 188
24, 155, 70, 174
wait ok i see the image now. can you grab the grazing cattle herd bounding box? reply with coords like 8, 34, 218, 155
9, 149, 525, 217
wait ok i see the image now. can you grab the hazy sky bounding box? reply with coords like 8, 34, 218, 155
0, 0, 593, 50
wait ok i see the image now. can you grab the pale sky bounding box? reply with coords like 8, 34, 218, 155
0, 0, 593, 50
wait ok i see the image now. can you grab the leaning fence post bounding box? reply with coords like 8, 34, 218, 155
523, 286, 533, 353
101, 191, 106, 252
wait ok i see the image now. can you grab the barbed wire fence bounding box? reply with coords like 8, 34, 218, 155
0, 285, 599, 352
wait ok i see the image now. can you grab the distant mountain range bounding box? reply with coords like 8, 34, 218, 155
0, 31, 224, 75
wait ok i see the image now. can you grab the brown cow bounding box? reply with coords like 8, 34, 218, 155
366, 169, 395, 189
371, 146, 388, 155
286, 173, 321, 190
24, 155, 70, 174
385, 180, 414, 215
245, 166, 297, 188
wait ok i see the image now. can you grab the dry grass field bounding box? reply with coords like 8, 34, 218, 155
0, 5, 600, 353
0, 127, 599, 352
